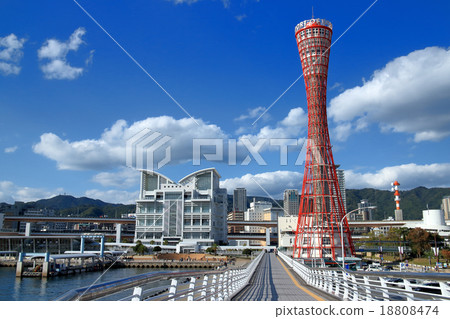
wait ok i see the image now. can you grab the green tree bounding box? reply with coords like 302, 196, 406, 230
153, 246, 162, 252
441, 249, 450, 263
150, 240, 155, 245
132, 240, 148, 255
242, 248, 253, 256
205, 243, 218, 255
163, 240, 169, 245
407, 228, 430, 258
385, 228, 402, 242
80, 207, 103, 218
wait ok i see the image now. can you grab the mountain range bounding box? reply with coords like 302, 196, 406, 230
1, 186, 449, 220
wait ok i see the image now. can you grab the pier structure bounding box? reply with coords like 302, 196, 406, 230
16, 252, 104, 278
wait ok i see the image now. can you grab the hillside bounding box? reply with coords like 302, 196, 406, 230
0, 195, 135, 218
1, 186, 449, 220
346, 187, 450, 220
33, 195, 110, 210
228, 187, 450, 221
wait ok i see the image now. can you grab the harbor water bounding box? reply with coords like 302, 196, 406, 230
0, 266, 166, 301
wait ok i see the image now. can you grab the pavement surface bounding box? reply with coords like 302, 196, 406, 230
232, 252, 338, 301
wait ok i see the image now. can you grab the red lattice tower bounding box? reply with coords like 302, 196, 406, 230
293, 18, 354, 260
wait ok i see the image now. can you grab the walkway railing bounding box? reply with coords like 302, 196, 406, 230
56, 251, 265, 301
278, 251, 450, 301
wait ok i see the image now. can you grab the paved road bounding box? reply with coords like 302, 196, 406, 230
232, 252, 335, 301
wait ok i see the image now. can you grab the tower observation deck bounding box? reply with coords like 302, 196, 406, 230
293, 18, 354, 260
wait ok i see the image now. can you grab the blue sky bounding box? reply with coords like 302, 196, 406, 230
1, 0, 450, 204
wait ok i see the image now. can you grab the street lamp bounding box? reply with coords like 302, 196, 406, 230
339, 206, 376, 270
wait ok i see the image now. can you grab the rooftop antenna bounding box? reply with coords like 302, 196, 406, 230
312, 6, 314, 18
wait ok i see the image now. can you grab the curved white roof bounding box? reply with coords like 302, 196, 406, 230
140, 169, 176, 184
178, 167, 220, 184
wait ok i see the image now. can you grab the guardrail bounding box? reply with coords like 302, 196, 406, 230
278, 251, 450, 301
56, 250, 265, 301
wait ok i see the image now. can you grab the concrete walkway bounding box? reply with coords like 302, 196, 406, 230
232, 252, 334, 301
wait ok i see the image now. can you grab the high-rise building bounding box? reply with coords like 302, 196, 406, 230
336, 168, 347, 213
244, 199, 272, 245
233, 188, 247, 212
283, 189, 300, 216
134, 168, 228, 250
227, 211, 244, 233
349, 199, 374, 235
229, 188, 247, 233
293, 18, 354, 260
441, 195, 450, 220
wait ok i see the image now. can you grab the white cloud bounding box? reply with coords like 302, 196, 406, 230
33, 116, 228, 170
221, 0, 230, 8
218, 162, 450, 202
234, 106, 268, 122
0, 34, 26, 75
333, 123, 352, 142
329, 82, 343, 92
38, 27, 89, 80
329, 47, 450, 142
84, 189, 139, 205
167, 0, 230, 7
167, 0, 200, 4
34, 105, 309, 171
0, 180, 63, 204
345, 163, 450, 189
0, 62, 21, 75
85, 49, 95, 66
4, 146, 18, 153
92, 167, 140, 189
40, 59, 83, 80
239, 107, 307, 142
235, 14, 247, 22
221, 171, 302, 198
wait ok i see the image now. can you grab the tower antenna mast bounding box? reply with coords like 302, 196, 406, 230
293, 17, 354, 260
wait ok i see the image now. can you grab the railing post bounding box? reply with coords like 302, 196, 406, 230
168, 278, 178, 301
210, 275, 217, 301
217, 273, 224, 301
227, 270, 234, 299
327, 270, 333, 294
363, 276, 372, 301
403, 279, 414, 301
334, 271, 340, 297
342, 272, 349, 300
201, 275, 208, 301
237, 269, 245, 290
223, 271, 229, 300
321, 270, 327, 291
131, 286, 143, 301
379, 277, 389, 301
187, 277, 196, 301
351, 274, 358, 301
313, 269, 318, 287
440, 282, 450, 297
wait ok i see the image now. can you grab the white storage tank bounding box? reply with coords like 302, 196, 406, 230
422, 209, 446, 226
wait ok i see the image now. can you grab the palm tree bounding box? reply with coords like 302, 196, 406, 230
132, 240, 148, 255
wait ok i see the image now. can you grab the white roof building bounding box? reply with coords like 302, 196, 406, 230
134, 168, 228, 251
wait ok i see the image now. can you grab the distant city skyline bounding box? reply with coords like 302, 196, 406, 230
1, 1, 450, 204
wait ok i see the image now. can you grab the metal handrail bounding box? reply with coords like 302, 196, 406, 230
136, 251, 265, 301
56, 250, 265, 301
56, 269, 222, 301
278, 251, 450, 301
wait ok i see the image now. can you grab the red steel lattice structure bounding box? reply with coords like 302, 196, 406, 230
293, 18, 354, 260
